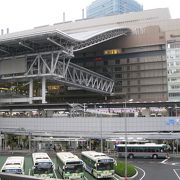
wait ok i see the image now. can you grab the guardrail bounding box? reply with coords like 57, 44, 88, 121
0, 173, 61, 180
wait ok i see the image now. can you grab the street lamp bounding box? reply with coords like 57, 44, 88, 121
124, 98, 133, 180
99, 106, 103, 152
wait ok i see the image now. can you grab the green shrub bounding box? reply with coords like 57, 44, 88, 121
115, 161, 136, 177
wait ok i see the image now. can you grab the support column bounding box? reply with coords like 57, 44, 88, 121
28, 133, 31, 152
89, 139, 92, 150
42, 77, 47, 104
4, 133, 7, 150
0, 134, 2, 151
29, 79, 33, 104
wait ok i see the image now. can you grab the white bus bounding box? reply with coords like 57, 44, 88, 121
32, 152, 55, 178
56, 152, 84, 179
115, 143, 169, 159
81, 151, 116, 179
1, 156, 24, 175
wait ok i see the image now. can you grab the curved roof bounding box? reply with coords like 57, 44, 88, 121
0, 26, 130, 57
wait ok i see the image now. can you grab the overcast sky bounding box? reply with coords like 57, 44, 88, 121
0, 0, 179, 33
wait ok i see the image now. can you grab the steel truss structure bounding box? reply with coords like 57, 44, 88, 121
0, 27, 130, 103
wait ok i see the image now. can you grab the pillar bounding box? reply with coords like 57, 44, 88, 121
29, 79, 33, 104
42, 77, 47, 104
28, 133, 31, 152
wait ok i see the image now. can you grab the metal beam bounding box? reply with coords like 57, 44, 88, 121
47, 37, 74, 57
19, 42, 34, 51
0, 50, 114, 94
0, 47, 9, 54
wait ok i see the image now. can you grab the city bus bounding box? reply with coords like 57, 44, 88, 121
56, 152, 84, 179
32, 152, 55, 178
115, 143, 169, 159
81, 151, 116, 179
1, 156, 24, 174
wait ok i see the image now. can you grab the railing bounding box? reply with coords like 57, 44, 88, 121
0, 173, 62, 180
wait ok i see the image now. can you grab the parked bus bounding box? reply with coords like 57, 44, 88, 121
81, 151, 116, 179
115, 143, 169, 159
56, 152, 84, 179
32, 152, 55, 178
1, 156, 24, 174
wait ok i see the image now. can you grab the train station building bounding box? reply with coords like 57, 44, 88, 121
1, 8, 180, 104
1, 8, 180, 151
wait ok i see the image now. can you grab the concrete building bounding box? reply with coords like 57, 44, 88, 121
2, 9, 180, 148
1, 8, 180, 104
166, 32, 180, 102
86, 0, 143, 18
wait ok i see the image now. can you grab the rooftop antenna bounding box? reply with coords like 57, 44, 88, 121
63, 12, 65, 22
1, 29, 4, 35
82, 9, 85, 19
6, 28, 9, 34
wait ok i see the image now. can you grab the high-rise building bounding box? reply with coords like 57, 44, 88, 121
86, 0, 143, 18
166, 33, 180, 102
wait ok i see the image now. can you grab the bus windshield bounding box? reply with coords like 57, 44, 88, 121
34, 168, 53, 174
34, 162, 53, 174
3, 169, 22, 174
65, 164, 83, 173
96, 162, 114, 171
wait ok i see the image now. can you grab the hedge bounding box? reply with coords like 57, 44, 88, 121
115, 161, 136, 177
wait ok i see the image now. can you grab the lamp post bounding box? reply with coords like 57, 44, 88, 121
83, 103, 86, 117
124, 99, 133, 180
99, 106, 103, 152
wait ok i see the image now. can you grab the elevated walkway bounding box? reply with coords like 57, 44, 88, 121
0, 27, 130, 103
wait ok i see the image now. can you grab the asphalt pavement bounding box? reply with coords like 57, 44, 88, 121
129, 158, 180, 180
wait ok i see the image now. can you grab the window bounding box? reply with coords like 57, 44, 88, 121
104, 49, 122, 55
115, 74, 122, 78
115, 59, 120, 64
115, 80, 122, 86
115, 67, 122, 71
104, 61, 108, 65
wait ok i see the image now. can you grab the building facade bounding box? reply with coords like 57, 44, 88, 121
166, 31, 180, 102
2, 8, 180, 104
86, 0, 143, 18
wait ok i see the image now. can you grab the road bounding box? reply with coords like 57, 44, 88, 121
2, 154, 180, 180
128, 158, 180, 180
0, 155, 117, 180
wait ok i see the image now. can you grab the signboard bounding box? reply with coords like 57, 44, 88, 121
0, 57, 26, 75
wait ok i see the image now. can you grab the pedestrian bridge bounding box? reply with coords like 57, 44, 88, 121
0, 116, 180, 140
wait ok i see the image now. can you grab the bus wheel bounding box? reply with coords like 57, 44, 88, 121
129, 154, 134, 159
62, 172, 65, 179
92, 169, 94, 176
152, 154, 158, 159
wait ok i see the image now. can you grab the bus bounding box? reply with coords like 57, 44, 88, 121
115, 143, 169, 159
1, 156, 24, 174
32, 152, 55, 178
81, 151, 116, 179
56, 152, 84, 179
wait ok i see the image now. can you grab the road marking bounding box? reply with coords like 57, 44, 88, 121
135, 166, 145, 180
113, 175, 119, 180
161, 158, 169, 164
173, 169, 180, 180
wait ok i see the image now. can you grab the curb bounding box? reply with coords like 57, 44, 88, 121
114, 169, 138, 179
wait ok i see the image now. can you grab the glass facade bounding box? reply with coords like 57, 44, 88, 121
71, 45, 167, 103
86, 0, 143, 18
167, 42, 180, 101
